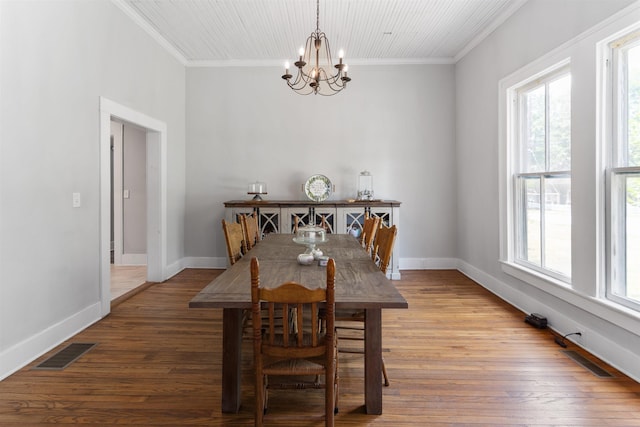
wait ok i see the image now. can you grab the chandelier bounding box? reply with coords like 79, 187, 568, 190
281, 0, 351, 96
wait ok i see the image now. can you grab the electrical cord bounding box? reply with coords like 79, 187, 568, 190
554, 332, 582, 348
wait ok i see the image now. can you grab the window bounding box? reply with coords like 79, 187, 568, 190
607, 31, 640, 311
513, 67, 572, 282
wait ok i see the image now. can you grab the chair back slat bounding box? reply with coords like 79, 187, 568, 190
360, 214, 380, 254
222, 219, 244, 265
372, 224, 397, 274
241, 212, 260, 251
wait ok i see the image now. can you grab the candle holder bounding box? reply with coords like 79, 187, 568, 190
248, 181, 267, 201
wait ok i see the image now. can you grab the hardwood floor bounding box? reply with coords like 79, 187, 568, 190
1, 269, 639, 426
110, 265, 147, 300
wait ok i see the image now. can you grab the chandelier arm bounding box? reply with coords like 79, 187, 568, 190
282, 0, 350, 95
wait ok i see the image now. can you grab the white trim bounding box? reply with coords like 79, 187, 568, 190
187, 57, 455, 68
454, 0, 529, 62
120, 253, 148, 266
460, 260, 640, 383
0, 303, 101, 381
399, 257, 459, 270
165, 259, 185, 280
110, 0, 187, 66
499, 57, 572, 282
99, 97, 169, 317
111, 121, 124, 265
182, 256, 227, 269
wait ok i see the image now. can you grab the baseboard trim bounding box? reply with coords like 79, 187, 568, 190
456, 260, 640, 383
0, 302, 102, 381
400, 257, 459, 270
181, 256, 227, 269
120, 253, 147, 265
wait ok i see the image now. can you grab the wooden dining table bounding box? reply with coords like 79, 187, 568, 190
189, 233, 408, 415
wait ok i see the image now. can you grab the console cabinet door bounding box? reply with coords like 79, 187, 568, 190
369, 207, 392, 227
258, 207, 280, 236
314, 207, 337, 234
282, 207, 312, 234
337, 207, 366, 237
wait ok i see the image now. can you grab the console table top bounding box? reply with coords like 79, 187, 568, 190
224, 199, 401, 208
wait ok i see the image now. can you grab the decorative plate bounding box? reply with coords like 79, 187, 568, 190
304, 174, 332, 202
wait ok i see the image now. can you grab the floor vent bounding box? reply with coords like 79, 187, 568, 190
33, 343, 97, 371
562, 350, 614, 378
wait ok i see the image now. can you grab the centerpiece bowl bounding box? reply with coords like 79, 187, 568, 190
293, 225, 327, 264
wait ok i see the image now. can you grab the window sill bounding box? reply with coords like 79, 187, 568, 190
500, 260, 640, 335
501, 261, 571, 293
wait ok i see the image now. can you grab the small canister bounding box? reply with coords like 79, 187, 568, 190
318, 256, 329, 267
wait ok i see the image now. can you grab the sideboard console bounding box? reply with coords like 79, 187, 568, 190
224, 200, 401, 279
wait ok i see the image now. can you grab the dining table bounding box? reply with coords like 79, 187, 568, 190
189, 233, 408, 415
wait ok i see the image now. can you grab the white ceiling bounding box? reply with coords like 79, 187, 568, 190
118, 0, 528, 66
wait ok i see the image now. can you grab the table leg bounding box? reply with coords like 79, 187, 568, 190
221, 308, 243, 413
364, 308, 382, 415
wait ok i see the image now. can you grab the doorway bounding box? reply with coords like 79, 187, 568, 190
99, 97, 168, 317
110, 120, 148, 299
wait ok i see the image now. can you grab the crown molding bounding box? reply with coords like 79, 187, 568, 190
187, 57, 455, 68
111, 0, 188, 66
454, 0, 529, 63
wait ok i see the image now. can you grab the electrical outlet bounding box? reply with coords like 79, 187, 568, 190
72, 192, 81, 208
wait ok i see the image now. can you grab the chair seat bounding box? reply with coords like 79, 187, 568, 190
263, 357, 326, 377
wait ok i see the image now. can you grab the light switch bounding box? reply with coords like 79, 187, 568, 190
72, 192, 81, 208
123, 189, 130, 199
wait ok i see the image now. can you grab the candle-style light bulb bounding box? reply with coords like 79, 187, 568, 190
344, 65, 349, 77
338, 49, 344, 65
285, 61, 289, 73
298, 47, 304, 60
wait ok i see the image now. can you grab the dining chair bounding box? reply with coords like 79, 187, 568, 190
241, 212, 261, 251
359, 213, 380, 254
335, 224, 397, 387
251, 257, 338, 427
371, 224, 397, 275
293, 215, 301, 233
221, 219, 245, 265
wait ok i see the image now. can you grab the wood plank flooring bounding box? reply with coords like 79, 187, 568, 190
1, 269, 639, 426
110, 265, 147, 300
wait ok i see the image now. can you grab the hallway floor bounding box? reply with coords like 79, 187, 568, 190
110, 265, 146, 300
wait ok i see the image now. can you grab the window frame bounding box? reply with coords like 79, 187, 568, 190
510, 65, 572, 284
605, 29, 640, 312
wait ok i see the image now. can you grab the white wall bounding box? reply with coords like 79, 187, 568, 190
0, 0, 186, 378
456, 0, 640, 381
123, 125, 147, 256
184, 64, 457, 267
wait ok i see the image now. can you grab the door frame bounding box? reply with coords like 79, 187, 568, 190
99, 97, 168, 317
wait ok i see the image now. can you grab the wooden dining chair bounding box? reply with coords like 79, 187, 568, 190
372, 224, 397, 275
241, 212, 261, 251
359, 214, 380, 254
334, 224, 398, 387
221, 219, 245, 265
251, 257, 338, 427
